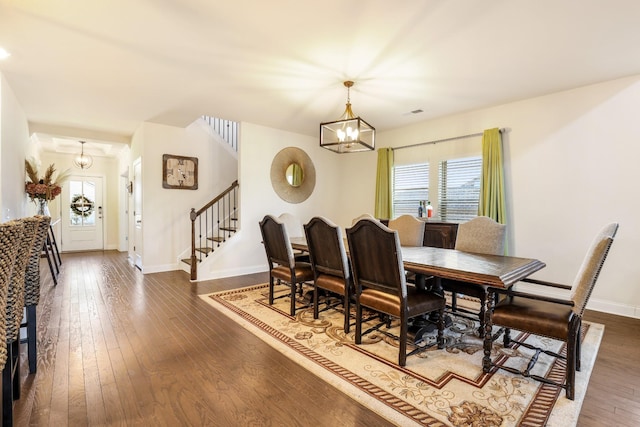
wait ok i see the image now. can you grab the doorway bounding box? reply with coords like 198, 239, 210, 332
61, 176, 104, 252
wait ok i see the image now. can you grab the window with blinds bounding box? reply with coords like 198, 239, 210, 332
438, 156, 482, 221
393, 163, 429, 218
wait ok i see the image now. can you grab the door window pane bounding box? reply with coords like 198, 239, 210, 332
69, 180, 97, 226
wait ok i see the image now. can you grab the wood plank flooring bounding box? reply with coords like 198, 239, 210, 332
13, 250, 640, 426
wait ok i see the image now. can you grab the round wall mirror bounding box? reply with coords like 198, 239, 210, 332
285, 163, 304, 187
270, 147, 315, 203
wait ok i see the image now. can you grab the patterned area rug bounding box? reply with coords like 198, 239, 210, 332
200, 284, 603, 427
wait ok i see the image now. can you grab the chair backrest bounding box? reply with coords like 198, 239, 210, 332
277, 212, 304, 238
454, 216, 506, 255
25, 215, 51, 306
6, 216, 39, 343
304, 216, 350, 280
387, 214, 425, 247
347, 218, 406, 298
570, 223, 618, 316
0, 220, 24, 366
259, 215, 295, 269
351, 213, 375, 226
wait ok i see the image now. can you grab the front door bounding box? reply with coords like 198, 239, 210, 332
61, 176, 104, 252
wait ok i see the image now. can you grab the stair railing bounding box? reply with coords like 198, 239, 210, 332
202, 116, 239, 152
189, 180, 239, 280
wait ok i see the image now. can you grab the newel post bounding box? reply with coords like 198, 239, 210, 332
190, 208, 197, 280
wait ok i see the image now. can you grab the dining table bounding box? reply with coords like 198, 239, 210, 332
290, 235, 546, 342
290, 236, 545, 290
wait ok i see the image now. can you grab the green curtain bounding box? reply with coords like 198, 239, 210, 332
478, 128, 506, 225
374, 148, 393, 219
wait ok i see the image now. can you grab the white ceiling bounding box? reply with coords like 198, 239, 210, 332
2, 0, 640, 156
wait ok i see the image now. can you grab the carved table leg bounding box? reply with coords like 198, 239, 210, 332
482, 288, 495, 373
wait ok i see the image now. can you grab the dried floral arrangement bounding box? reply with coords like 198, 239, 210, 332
25, 159, 70, 201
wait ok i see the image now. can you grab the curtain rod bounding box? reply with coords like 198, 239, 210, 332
392, 128, 505, 151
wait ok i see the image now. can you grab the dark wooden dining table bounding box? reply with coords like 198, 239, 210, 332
291, 235, 545, 339
290, 236, 546, 290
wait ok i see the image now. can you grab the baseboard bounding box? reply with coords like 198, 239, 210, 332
193, 264, 266, 282
140, 263, 180, 274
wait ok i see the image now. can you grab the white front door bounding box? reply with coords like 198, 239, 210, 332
61, 176, 104, 252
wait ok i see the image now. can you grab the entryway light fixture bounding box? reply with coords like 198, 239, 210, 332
320, 81, 375, 153
73, 141, 93, 170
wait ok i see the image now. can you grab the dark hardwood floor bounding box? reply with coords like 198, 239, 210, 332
13, 250, 640, 426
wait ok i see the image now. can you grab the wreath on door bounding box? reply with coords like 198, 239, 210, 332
70, 194, 95, 217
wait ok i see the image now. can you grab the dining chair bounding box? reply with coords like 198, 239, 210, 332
351, 213, 375, 226
483, 223, 618, 400
22, 215, 51, 374
0, 221, 24, 372
278, 212, 308, 261
3, 217, 39, 426
441, 216, 506, 336
387, 214, 425, 247
347, 218, 445, 366
259, 215, 314, 316
303, 216, 353, 333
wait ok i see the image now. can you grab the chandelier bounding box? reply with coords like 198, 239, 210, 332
320, 81, 375, 153
73, 141, 93, 169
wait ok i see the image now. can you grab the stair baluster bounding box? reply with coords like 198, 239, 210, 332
188, 180, 239, 280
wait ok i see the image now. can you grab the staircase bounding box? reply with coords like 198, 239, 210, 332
202, 115, 238, 151
183, 180, 239, 280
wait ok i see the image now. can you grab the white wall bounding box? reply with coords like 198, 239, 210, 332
377, 75, 640, 318
196, 123, 347, 280
0, 73, 33, 220
132, 119, 239, 273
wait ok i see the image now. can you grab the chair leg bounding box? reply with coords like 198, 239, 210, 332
450, 292, 457, 311
576, 322, 582, 372
313, 286, 319, 320
10, 340, 19, 400
290, 281, 296, 316
3, 343, 14, 426
268, 276, 275, 305
566, 329, 577, 400
343, 295, 350, 333
399, 318, 408, 367
503, 328, 511, 347
355, 303, 362, 344
27, 305, 37, 374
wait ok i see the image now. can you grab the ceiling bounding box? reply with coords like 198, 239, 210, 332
2, 0, 640, 156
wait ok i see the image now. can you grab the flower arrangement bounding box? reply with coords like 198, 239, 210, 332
25, 159, 70, 202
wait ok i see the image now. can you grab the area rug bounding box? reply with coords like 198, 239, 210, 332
200, 284, 603, 427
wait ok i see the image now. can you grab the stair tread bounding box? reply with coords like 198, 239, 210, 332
181, 258, 200, 265
195, 247, 213, 254
208, 236, 225, 242
219, 227, 237, 231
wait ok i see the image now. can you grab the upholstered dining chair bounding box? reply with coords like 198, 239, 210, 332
351, 213, 375, 226
304, 216, 353, 333
4, 216, 39, 425
259, 215, 314, 316
387, 214, 425, 247
278, 212, 308, 260
441, 216, 506, 336
347, 218, 445, 366
483, 223, 618, 400
22, 215, 51, 374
